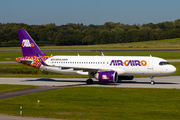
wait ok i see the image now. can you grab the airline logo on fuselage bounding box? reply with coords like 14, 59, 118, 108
110, 60, 147, 66
22, 39, 34, 47
102, 75, 109, 79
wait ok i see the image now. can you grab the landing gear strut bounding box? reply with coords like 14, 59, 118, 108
86, 72, 95, 84
150, 76, 155, 85
86, 79, 93, 84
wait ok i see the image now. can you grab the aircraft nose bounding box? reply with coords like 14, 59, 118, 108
169, 65, 176, 74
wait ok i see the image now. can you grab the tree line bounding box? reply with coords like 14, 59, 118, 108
0, 19, 180, 47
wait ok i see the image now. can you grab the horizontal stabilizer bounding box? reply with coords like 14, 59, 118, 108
16, 59, 33, 65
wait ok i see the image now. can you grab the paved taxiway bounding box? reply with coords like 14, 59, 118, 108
0, 86, 67, 100
0, 114, 63, 120
0, 76, 179, 89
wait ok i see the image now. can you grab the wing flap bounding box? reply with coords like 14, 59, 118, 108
61, 66, 98, 72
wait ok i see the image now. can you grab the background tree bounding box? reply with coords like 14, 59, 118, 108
55, 33, 64, 45
100, 30, 111, 44
174, 19, 180, 28
0, 19, 180, 47
82, 35, 94, 45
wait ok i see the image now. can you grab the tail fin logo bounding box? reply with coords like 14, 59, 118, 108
22, 39, 34, 47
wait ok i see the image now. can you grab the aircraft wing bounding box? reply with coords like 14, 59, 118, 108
53, 65, 100, 72
70, 66, 113, 72
44, 65, 125, 75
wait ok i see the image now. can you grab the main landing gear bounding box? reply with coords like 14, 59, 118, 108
86, 72, 95, 84
150, 76, 155, 85
86, 79, 93, 84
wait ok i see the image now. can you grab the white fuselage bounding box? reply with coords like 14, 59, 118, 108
40, 56, 176, 76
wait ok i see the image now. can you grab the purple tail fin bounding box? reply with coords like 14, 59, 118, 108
18, 29, 46, 57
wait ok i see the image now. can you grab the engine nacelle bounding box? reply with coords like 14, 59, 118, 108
118, 76, 134, 80
94, 71, 118, 83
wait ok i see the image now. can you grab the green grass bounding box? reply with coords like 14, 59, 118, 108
1, 51, 180, 61
0, 84, 36, 93
1, 38, 180, 50
169, 62, 180, 76
0, 62, 179, 77
0, 87, 179, 120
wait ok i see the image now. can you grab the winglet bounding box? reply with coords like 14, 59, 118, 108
100, 52, 104, 56
18, 29, 46, 57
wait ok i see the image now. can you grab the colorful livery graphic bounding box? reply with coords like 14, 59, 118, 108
16, 56, 51, 68
15, 29, 176, 85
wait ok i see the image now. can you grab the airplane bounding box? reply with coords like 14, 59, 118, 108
15, 29, 176, 85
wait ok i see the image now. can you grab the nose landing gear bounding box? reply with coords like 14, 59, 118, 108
150, 76, 155, 85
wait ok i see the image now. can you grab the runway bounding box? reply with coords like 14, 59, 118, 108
0, 76, 180, 89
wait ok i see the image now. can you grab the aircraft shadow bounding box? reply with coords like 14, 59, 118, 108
24, 78, 120, 86
25, 78, 85, 83
24, 78, 178, 86
118, 80, 178, 84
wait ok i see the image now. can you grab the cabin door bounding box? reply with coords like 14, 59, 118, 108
148, 59, 153, 70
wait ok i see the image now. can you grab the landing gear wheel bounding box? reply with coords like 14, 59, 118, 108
151, 81, 155, 85
150, 76, 155, 85
86, 79, 93, 84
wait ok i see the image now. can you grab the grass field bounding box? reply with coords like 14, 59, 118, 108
0, 84, 36, 93
0, 38, 180, 51
0, 87, 179, 120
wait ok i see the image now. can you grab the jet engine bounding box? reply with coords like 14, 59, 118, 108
94, 71, 118, 83
118, 76, 134, 80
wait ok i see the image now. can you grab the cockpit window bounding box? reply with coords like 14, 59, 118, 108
159, 61, 170, 65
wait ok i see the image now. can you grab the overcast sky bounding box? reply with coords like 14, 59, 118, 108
0, 0, 180, 25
